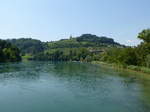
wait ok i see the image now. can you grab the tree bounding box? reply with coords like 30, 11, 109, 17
146, 54, 150, 68
138, 29, 150, 43
118, 48, 138, 65
0, 39, 21, 62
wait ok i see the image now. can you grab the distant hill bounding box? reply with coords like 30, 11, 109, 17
6, 34, 125, 61
47, 34, 123, 49
77, 34, 117, 44
7, 38, 45, 55
7, 34, 124, 55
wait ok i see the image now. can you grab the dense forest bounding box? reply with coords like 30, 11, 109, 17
0, 39, 21, 62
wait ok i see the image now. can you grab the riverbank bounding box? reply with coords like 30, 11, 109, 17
91, 61, 150, 75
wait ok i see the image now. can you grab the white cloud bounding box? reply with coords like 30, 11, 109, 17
126, 39, 141, 46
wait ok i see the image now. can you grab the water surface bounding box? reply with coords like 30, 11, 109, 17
0, 61, 150, 112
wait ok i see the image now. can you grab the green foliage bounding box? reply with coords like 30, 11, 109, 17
101, 46, 145, 66
77, 34, 117, 44
0, 29, 149, 73
101, 29, 150, 69
7, 38, 44, 55
127, 65, 150, 74
0, 39, 21, 62
145, 54, 150, 68
47, 34, 123, 49
118, 48, 138, 65
4, 30, 149, 71
33, 48, 92, 62
7, 34, 122, 62
138, 29, 150, 43
47, 38, 80, 49
22, 54, 33, 60
135, 43, 150, 66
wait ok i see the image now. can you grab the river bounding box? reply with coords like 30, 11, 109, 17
0, 61, 150, 112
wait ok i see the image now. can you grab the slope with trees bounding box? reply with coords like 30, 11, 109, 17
7, 34, 123, 61
33, 34, 123, 61
7, 38, 45, 55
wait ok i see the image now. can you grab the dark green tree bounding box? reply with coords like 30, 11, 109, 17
0, 39, 21, 62
138, 29, 150, 43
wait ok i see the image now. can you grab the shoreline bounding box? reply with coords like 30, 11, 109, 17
91, 61, 150, 75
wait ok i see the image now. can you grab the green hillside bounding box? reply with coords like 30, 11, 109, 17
2, 29, 150, 73
47, 34, 122, 49
7, 34, 123, 61
7, 38, 45, 55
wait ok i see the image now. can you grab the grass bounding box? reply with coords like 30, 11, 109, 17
92, 61, 150, 75
22, 54, 33, 60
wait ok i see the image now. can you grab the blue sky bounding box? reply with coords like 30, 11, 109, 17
0, 0, 150, 45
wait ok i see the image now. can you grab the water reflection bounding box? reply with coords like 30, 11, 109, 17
0, 62, 41, 81
0, 61, 150, 112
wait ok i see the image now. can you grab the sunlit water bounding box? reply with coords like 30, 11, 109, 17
0, 61, 150, 112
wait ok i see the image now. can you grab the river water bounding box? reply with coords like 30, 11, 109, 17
0, 61, 150, 112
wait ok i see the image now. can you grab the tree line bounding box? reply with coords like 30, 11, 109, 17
1, 29, 149, 71
6, 34, 122, 61
100, 29, 150, 68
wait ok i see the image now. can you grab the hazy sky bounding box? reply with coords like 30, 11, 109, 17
0, 0, 150, 45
